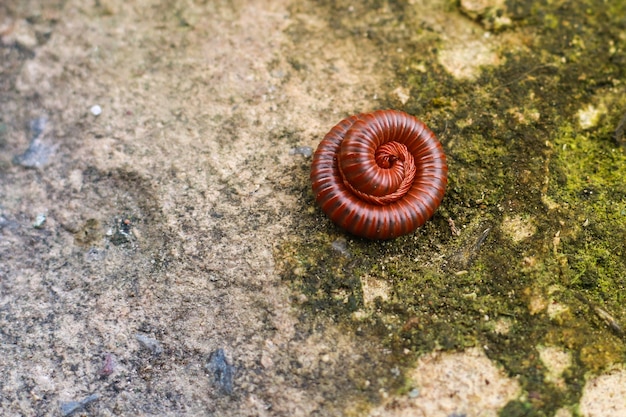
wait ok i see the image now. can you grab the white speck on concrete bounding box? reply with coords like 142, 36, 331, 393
33, 213, 47, 229
90, 105, 102, 116
577, 103, 605, 129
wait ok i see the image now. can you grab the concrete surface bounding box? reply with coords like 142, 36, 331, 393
1, 0, 625, 416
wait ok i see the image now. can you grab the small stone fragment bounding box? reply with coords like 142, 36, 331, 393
60, 393, 100, 416
82, 394, 100, 404
98, 353, 116, 376
109, 218, 132, 245
90, 105, 102, 116
60, 401, 82, 417
13, 138, 53, 168
32, 213, 46, 229
13, 117, 54, 169
206, 348, 235, 394
135, 333, 163, 355
289, 146, 313, 157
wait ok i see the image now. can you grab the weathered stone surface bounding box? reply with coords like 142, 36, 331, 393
1, 0, 625, 415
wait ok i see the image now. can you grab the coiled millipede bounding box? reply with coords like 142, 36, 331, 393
310, 109, 447, 240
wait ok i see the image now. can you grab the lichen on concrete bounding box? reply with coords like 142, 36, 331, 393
280, 0, 626, 415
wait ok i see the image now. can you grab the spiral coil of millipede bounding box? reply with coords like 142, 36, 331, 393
310, 109, 447, 240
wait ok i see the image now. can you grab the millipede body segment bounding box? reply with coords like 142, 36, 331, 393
310, 109, 447, 239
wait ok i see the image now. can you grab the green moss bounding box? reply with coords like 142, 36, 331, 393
280, 0, 626, 414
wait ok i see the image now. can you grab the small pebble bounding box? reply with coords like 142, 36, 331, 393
60, 401, 82, 417
206, 348, 235, 395
109, 219, 132, 245
98, 353, 116, 376
32, 213, 46, 229
135, 333, 163, 355
90, 105, 102, 116
60, 393, 100, 416
13, 138, 53, 168
289, 146, 313, 157
13, 117, 54, 169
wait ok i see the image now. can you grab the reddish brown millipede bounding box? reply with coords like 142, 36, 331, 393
310, 109, 447, 239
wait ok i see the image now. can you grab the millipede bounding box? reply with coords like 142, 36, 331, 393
310, 109, 447, 240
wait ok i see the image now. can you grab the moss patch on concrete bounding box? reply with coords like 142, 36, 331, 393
279, 0, 626, 415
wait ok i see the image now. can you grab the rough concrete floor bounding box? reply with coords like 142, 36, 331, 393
1, 0, 624, 416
